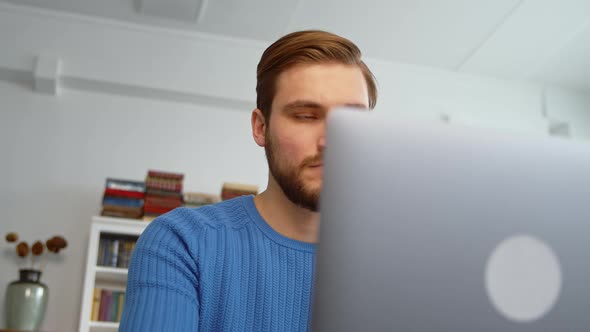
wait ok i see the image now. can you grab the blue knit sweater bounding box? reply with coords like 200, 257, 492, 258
119, 195, 316, 331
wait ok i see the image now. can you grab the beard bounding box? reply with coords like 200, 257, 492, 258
265, 130, 322, 212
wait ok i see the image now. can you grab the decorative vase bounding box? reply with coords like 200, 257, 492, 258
5, 269, 49, 331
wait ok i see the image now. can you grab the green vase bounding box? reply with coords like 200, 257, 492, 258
5, 269, 49, 331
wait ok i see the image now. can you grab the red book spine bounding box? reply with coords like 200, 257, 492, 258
147, 170, 184, 180
145, 196, 183, 208
99, 290, 111, 321
144, 205, 176, 215
104, 188, 145, 199
145, 181, 183, 193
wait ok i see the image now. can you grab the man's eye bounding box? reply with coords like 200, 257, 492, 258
295, 114, 317, 120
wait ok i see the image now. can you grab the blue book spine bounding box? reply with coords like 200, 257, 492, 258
102, 196, 144, 208
104, 239, 111, 266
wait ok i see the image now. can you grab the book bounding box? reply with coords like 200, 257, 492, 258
104, 188, 145, 199
143, 205, 176, 215
145, 195, 183, 208
99, 238, 114, 267
99, 289, 112, 321
183, 192, 220, 206
91, 287, 101, 321
221, 191, 254, 201
96, 237, 107, 266
147, 170, 184, 180
144, 170, 185, 193
102, 196, 144, 208
105, 178, 145, 192
101, 204, 143, 215
222, 182, 259, 193
100, 239, 110, 266
116, 292, 125, 322
221, 183, 258, 200
116, 241, 136, 268
145, 178, 183, 192
101, 178, 146, 219
146, 188, 183, 198
221, 182, 259, 200
110, 291, 119, 322
142, 215, 158, 222
101, 209, 143, 219
98, 236, 137, 268
110, 239, 120, 267
145, 176, 183, 185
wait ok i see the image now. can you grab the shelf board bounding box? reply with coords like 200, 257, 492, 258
89, 320, 119, 332
93, 215, 151, 228
95, 266, 128, 283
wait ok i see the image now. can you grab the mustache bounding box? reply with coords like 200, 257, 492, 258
300, 154, 323, 168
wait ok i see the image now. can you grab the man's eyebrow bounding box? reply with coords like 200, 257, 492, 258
282, 101, 369, 112
342, 103, 369, 110
282, 100, 324, 112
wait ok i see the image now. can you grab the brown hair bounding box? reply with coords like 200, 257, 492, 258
256, 30, 378, 121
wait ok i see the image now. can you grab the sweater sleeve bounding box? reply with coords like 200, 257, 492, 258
119, 214, 200, 331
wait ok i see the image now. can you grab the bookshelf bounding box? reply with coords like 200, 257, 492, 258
78, 216, 150, 332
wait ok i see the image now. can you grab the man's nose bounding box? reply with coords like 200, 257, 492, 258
318, 133, 326, 151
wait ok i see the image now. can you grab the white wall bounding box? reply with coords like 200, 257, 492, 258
0, 81, 267, 331
1, 4, 590, 332
369, 60, 549, 135
544, 87, 590, 139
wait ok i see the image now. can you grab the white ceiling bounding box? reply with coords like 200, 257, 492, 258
1, 0, 589, 92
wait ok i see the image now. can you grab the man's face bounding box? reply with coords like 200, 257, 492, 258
264, 63, 369, 211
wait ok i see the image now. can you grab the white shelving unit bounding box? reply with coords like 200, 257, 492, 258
78, 216, 150, 332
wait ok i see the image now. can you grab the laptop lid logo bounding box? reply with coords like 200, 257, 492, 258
485, 235, 562, 323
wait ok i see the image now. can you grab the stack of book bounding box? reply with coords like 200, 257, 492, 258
221, 182, 259, 201
183, 192, 221, 208
144, 170, 184, 220
101, 178, 145, 219
91, 287, 125, 323
97, 234, 137, 269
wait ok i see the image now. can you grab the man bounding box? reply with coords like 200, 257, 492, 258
119, 30, 378, 331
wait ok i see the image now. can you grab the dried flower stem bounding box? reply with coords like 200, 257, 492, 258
39, 254, 49, 272
19, 256, 26, 270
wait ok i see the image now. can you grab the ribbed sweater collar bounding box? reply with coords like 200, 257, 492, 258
240, 195, 316, 253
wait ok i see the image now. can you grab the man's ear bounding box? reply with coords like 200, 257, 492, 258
251, 108, 266, 147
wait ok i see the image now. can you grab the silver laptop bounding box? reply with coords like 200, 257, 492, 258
312, 108, 590, 331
